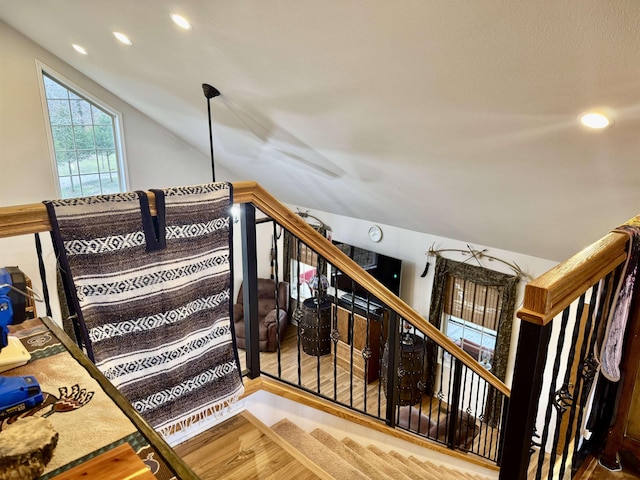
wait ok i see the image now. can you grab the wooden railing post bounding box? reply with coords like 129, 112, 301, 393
499, 320, 552, 480
240, 203, 260, 378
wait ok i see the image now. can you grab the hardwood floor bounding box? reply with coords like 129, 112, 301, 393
254, 324, 387, 416
174, 411, 324, 480
577, 453, 640, 480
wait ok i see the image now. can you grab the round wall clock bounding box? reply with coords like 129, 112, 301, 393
368, 225, 383, 242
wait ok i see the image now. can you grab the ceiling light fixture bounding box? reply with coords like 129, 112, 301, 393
170, 13, 191, 30
579, 111, 612, 130
112, 31, 133, 46
72, 44, 88, 55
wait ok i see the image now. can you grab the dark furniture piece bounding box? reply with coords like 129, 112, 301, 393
300, 297, 332, 356
333, 301, 388, 383
233, 278, 289, 352
398, 405, 479, 450
381, 333, 426, 406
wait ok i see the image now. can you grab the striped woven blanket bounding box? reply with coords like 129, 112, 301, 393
45, 183, 243, 440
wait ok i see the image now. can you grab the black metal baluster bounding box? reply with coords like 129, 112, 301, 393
272, 221, 282, 378
452, 362, 467, 450
558, 293, 592, 478
481, 380, 490, 458
531, 307, 571, 479
348, 283, 356, 406
385, 310, 400, 428
549, 298, 584, 480
434, 345, 448, 443
473, 375, 486, 455
572, 276, 610, 468
296, 238, 302, 386
487, 387, 499, 461
446, 356, 462, 448
426, 347, 435, 436
240, 203, 260, 378
362, 295, 371, 413
315, 250, 322, 394
499, 320, 552, 480
497, 396, 509, 465
377, 304, 385, 418
331, 265, 339, 401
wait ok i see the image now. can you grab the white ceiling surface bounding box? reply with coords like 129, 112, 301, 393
1, 1, 639, 262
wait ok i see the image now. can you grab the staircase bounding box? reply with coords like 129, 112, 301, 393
271, 418, 494, 480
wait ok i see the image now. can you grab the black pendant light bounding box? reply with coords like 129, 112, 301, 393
202, 83, 220, 182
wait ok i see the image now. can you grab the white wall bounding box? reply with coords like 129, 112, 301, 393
0, 21, 234, 324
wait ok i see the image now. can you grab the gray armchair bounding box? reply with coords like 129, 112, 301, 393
233, 278, 289, 352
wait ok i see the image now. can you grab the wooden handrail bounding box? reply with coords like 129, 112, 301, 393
235, 182, 511, 397
517, 229, 631, 326
0, 180, 510, 397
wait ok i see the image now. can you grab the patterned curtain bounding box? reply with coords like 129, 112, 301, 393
427, 256, 518, 425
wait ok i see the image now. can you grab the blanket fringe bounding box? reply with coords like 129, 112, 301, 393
156, 388, 244, 439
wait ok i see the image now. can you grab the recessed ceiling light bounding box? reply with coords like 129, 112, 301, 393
72, 44, 88, 55
170, 13, 191, 30
112, 31, 133, 46
579, 111, 612, 129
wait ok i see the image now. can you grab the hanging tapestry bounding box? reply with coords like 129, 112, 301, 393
45, 183, 243, 440
600, 218, 640, 382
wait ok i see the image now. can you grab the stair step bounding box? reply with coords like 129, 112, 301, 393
271, 419, 369, 480
271, 418, 494, 480
310, 429, 393, 480
367, 445, 427, 480
341, 438, 415, 480
389, 451, 440, 480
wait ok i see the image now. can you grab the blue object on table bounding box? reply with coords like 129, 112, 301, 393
0, 267, 44, 418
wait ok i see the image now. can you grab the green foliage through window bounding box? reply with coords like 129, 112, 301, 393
43, 73, 124, 198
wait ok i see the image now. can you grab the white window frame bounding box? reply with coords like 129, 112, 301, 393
36, 60, 129, 198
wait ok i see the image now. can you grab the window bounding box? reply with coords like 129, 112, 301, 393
441, 276, 503, 370
426, 256, 519, 425
41, 69, 126, 198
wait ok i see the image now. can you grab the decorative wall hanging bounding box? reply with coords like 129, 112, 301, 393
423, 243, 531, 281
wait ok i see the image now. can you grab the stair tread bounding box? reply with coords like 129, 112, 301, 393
366, 445, 426, 480
408, 454, 491, 480
390, 451, 440, 480
271, 419, 369, 480
270, 418, 494, 480
341, 438, 415, 480
310, 429, 393, 480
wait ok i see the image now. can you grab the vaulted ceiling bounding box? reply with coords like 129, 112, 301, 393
1, 1, 639, 261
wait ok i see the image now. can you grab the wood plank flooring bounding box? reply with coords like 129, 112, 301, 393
577, 453, 640, 480
174, 411, 324, 480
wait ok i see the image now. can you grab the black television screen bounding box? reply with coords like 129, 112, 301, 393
331, 241, 402, 301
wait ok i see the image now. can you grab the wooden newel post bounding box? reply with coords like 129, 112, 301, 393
499, 320, 552, 480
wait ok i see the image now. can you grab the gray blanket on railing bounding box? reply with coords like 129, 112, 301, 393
600, 219, 640, 382
45, 183, 243, 441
